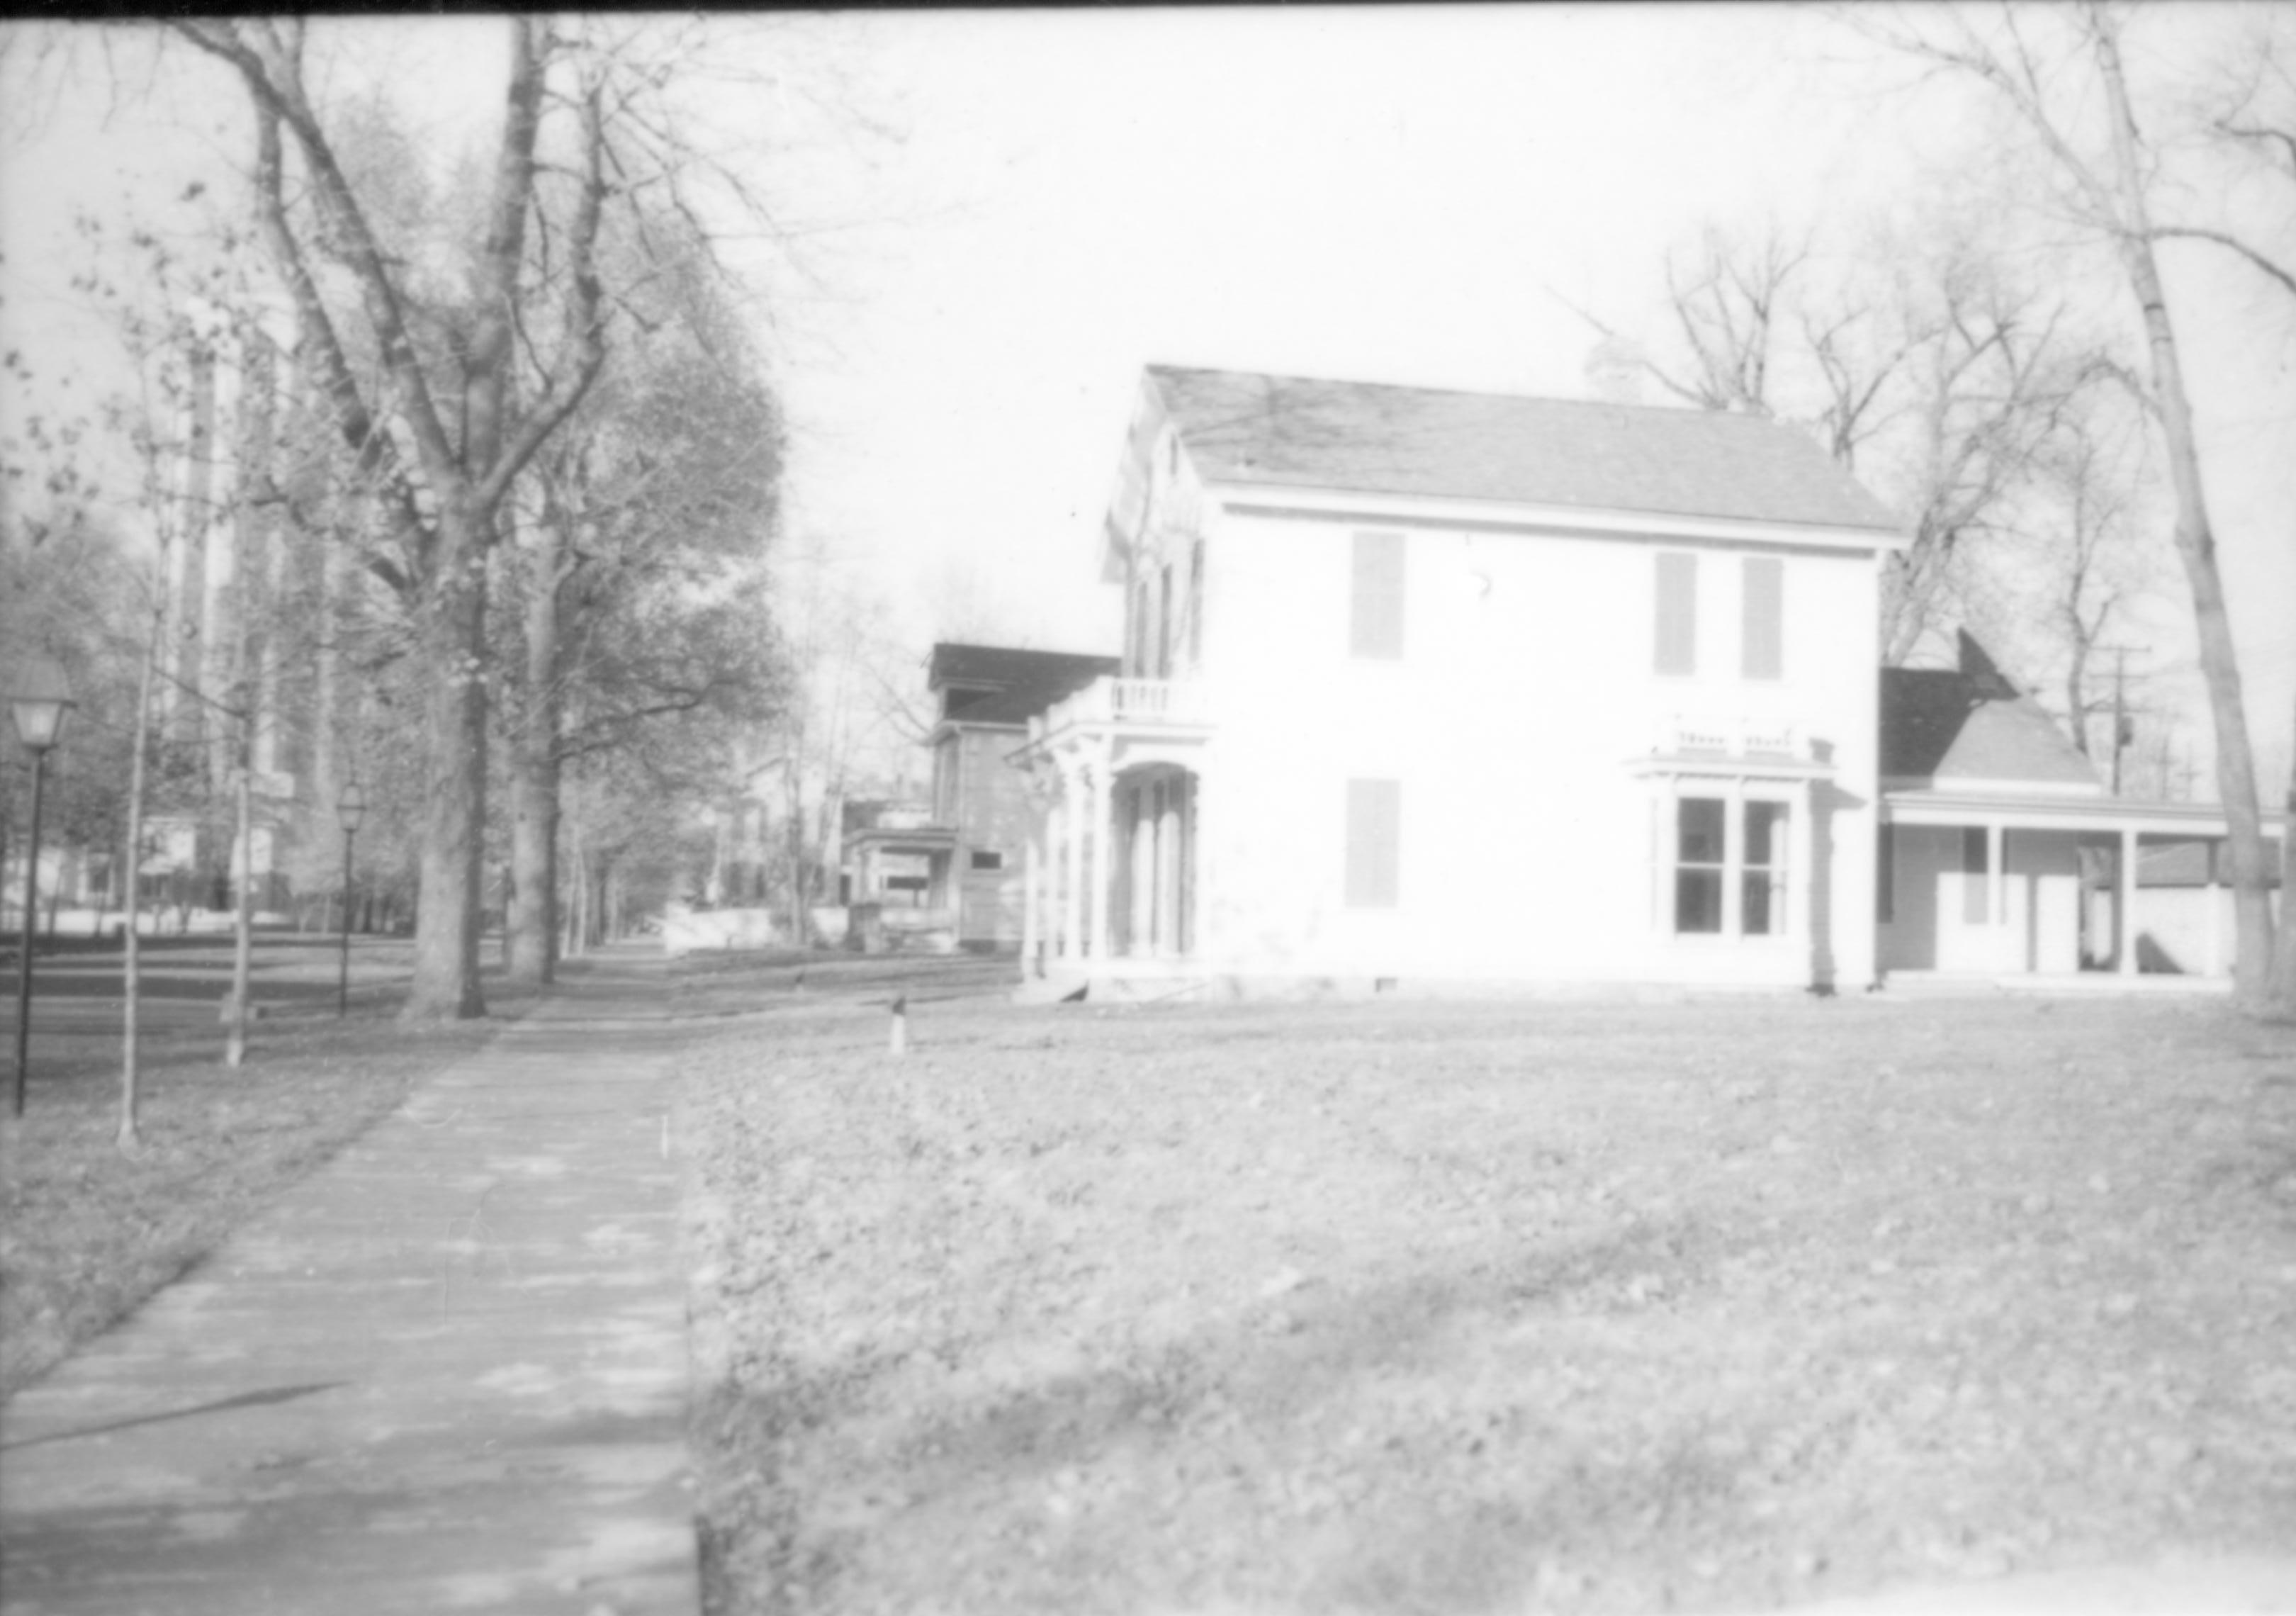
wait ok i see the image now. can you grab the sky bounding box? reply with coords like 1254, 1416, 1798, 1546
2, 6, 2290, 787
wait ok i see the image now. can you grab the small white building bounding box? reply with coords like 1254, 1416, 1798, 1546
1012, 365, 1911, 997
1876, 634, 2281, 984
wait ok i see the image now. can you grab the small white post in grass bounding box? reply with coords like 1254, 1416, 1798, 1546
889, 993, 908, 1056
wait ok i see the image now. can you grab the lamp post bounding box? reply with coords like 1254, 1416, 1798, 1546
336, 782, 366, 1019
12, 656, 75, 1116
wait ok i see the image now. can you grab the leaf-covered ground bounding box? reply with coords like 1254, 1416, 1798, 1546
681, 967, 2296, 1615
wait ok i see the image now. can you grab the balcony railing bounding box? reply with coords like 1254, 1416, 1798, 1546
1042, 676, 1211, 734
1657, 714, 1808, 761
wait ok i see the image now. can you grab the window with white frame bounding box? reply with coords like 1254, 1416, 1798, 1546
1672, 792, 1790, 938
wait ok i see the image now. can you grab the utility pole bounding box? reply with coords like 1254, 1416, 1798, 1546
2093, 645, 2146, 796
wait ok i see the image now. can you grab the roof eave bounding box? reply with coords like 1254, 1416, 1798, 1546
1198, 477, 1907, 554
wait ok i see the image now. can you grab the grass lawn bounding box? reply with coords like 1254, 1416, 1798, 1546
0, 960, 539, 1400
682, 984, 2296, 1615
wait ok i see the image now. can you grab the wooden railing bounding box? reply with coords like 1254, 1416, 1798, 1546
1043, 677, 1210, 733
1659, 714, 1805, 760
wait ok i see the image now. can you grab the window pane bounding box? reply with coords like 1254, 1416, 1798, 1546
1743, 871, 1774, 935
1676, 869, 1723, 933
1655, 552, 1696, 675
1745, 800, 1787, 868
1677, 797, 1725, 865
1351, 532, 1405, 659
1962, 826, 1989, 924
1742, 556, 1783, 679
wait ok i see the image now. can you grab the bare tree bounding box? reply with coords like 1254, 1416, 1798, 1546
166, 18, 609, 1018
1877, 247, 2088, 666
500, 218, 785, 983
1565, 213, 2096, 666
1852, 1, 2280, 1009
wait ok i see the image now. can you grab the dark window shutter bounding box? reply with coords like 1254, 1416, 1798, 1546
1655, 552, 1696, 675
1743, 556, 1783, 679
1351, 532, 1405, 659
1346, 778, 1401, 907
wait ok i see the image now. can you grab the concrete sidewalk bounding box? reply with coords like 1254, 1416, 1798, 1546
1, 945, 699, 1615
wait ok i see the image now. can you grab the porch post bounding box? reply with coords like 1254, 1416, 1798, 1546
1159, 779, 1183, 958
2204, 836, 2224, 977
1721, 775, 1746, 938
1062, 765, 1084, 963
1987, 821, 2006, 969
2117, 826, 2139, 977
1791, 779, 1816, 944
1653, 778, 1679, 934
1089, 741, 1115, 963
1021, 797, 1041, 975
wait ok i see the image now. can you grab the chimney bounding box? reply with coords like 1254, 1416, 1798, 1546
1584, 335, 1646, 405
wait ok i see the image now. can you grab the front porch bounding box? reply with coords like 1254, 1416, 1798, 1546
1879, 790, 2282, 984
1010, 678, 1212, 994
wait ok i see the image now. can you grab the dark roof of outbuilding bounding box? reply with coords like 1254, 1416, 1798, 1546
928, 643, 1119, 727
1880, 667, 2103, 789
1146, 366, 1903, 534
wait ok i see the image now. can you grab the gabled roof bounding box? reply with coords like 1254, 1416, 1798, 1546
1880, 646, 2103, 791
928, 643, 1119, 727
1146, 365, 1902, 534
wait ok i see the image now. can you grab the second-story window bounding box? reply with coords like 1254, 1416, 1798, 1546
1655, 551, 1697, 675
1351, 531, 1405, 659
1742, 556, 1783, 680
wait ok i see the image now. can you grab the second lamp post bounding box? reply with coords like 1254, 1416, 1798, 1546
336, 783, 366, 1018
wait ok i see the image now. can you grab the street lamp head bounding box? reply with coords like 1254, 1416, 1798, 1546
337, 782, 368, 834
9, 654, 74, 755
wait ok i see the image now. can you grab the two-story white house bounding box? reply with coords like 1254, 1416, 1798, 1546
1011, 365, 1912, 997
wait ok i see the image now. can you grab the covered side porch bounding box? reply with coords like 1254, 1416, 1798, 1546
1008, 678, 1211, 994
1879, 790, 2283, 987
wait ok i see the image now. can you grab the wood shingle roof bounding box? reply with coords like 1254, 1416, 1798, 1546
1148, 365, 1903, 534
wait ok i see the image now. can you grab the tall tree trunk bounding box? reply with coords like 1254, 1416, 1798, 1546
225, 707, 254, 1067
507, 520, 563, 984
2278, 702, 2296, 1011
405, 536, 490, 1019
118, 523, 172, 1151
2095, 17, 2275, 1009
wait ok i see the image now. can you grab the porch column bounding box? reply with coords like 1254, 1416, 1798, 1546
1021, 799, 1041, 975
1721, 775, 1747, 938
1062, 765, 1085, 963
1653, 778, 1680, 935
1089, 743, 1115, 963
1159, 779, 1183, 958
1183, 768, 1205, 959
2204, 837, 2224, 977
1988, 822, 2007, 970
1791, 778, 1816, 943
2117, 826, 2139, 977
